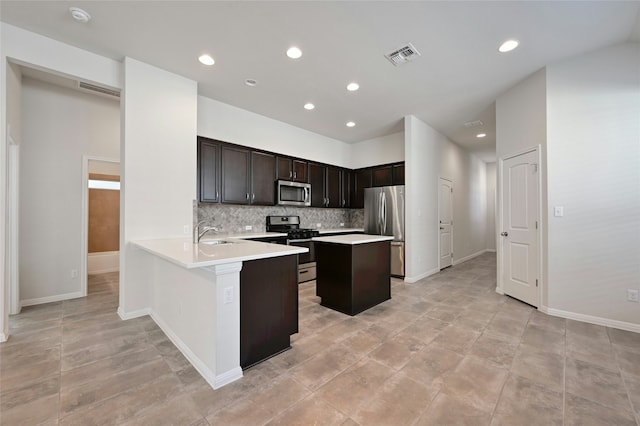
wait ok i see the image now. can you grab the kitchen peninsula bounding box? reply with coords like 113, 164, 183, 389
314, 234, 393, 315
131, 237, 306, 389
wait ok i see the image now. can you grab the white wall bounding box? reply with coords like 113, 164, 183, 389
496, 68, 548, 303
486, 163, 497, 251
198, 96, 352, 168
440, 140, 488, 263
19, 77, 120, 304
350, 132, 404, 169
546, 43, 640, 326
404, 115, 440, 281
119, 58, 197, 318
1, 22, 123, 340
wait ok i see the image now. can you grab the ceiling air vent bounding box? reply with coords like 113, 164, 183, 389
78, 81, 121, 98
385, 43, 421, 66
463, 120, 484, 128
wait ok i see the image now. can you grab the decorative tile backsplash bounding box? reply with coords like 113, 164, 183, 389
197, 203, 364, 233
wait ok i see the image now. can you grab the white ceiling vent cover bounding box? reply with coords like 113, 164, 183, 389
385, 43, 421, 66
78, 81, 121, 98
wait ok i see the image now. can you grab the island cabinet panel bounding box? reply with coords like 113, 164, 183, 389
240, 254, 298, 369
315, 241, 391, 316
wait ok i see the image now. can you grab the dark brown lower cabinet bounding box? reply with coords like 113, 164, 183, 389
240, 255, 298, 369
315, 241, 391, 316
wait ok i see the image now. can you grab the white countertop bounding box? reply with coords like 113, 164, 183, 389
313, 234, 394, 245
132, 238, 307, 269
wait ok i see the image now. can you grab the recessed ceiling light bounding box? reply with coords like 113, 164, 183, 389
346, 82, 360, 92
245, 79, 258, 87
198, 54, 215, 66
498, 39, 519, 53
303, 103, 315, 110
69, 7, 91, 23
476, 133, 487, 138
346, 121, 356, 128
286, 47, 302, 59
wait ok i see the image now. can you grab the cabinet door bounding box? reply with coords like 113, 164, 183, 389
341, 169, 352, 208
198, 139, 219, 203
276, 156, 292, 180
221, 146, 250, 204
293, 160, 307, 182
251, 151, 276, 205
352, 168, 372, 208
326, 166, 341, 208
308, 163, 326, 207
393, 163, 405, 185
372, 166, 393, 187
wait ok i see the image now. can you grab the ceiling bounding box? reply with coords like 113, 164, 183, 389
2, 1, 639, 162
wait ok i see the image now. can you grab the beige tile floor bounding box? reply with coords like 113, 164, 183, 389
1, 252, 639, 425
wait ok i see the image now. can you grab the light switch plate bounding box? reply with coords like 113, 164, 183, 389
223, 287, 233, 304
554, 206, 564, 217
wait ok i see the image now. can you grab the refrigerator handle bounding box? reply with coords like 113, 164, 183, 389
378, 192, 382, 234
381, 192, 387, 234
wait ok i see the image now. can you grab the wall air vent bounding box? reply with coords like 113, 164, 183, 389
78, 81, 121, 98
384, 43, 421, 66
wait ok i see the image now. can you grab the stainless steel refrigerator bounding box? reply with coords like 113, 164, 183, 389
364, 185, 405, 277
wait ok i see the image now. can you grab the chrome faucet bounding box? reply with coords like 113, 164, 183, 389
193, 220, 219, 243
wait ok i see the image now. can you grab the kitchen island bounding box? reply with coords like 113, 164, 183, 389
313, 234, 393, 316
131, 238, 306, 389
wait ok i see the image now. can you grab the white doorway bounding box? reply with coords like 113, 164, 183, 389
499, 148, 540, 307
81, 157, 120, 296
439, 177, 453, 269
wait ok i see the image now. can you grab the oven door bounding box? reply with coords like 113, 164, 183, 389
288, 239, 314, 264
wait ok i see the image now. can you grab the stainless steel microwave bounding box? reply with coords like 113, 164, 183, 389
276, 180, 311, 206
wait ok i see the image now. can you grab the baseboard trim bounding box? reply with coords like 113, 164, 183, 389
495, 286, 504, 295
453, 249, 491, 266
404, 267, 439, 283
0, 332, 8, 343
117, 307, 151, 320
149, 311, 242, 389
88, 251, 120, 274
540, 306, 640, 333
485, 249, 496, 253
21, 291, 83, 307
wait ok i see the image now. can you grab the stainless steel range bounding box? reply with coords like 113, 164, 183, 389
266, 215, 320, 283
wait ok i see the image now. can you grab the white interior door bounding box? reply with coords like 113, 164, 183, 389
501, 150, 539, 306
439, 178, 453, 269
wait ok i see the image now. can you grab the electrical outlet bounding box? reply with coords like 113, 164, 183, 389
340, 223, 345, 227
71, 269, 78, 279
223, 287, 233, 304
183, 225, 190, 234
244, 225, 252, 231
628, 289, 639, 302
316, 223, 322, 228
554, 206, 564, 217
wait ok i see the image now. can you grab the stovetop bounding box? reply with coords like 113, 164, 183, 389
266, 215, 319, 240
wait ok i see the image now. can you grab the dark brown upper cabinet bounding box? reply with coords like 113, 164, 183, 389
341, 169, 352, 208
198, 137, 220, 203
277, 156, 307, 182
393, 163, 405, 185
221, 145, 251, 204
251, 151, 276, 205
308, 163, 326, 207
351, 168, 372, 208
326, 166, 341, 208
372, 165, 393, 187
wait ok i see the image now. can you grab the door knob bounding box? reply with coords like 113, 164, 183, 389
500, 231, 508, 237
